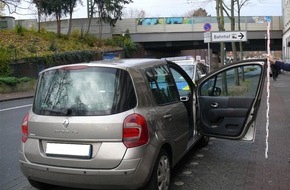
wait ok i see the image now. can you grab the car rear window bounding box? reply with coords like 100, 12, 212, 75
33, 66, 136, 116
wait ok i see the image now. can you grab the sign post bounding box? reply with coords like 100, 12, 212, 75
203, 23, 212, 72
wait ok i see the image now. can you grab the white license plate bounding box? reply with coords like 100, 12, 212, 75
46, 143, 92, 158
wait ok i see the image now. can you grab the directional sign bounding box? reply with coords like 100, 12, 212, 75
211, 31, 247, 42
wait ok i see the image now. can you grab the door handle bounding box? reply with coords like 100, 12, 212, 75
163, 114, 172, 120
211, 102, 218, 108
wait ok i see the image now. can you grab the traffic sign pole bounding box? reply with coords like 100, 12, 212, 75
207, 42, 210, 72
203, 22, 212, 72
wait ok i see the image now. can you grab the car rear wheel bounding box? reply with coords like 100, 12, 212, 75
143, 149, 171, 190
198, 135, 210, 147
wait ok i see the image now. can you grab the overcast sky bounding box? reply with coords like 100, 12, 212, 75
5, 0, 282, 20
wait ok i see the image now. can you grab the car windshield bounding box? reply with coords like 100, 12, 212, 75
33, 66, 136, 116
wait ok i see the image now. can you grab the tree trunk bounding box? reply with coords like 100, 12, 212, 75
37, 8, 41, 33
230, 0, 237, 63
56, 14, 61, 38
237, 0, 245, 81
86, 4, 94, 35
237, 1, 243, 61
230, 0, 240, 86
98, 9, 103, 39
216, 0, 225, 68
216, 0, 228, 95
67, 11, 73, 36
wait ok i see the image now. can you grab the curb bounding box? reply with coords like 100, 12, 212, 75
0, 91, 35, 102
0, 95, 34, 102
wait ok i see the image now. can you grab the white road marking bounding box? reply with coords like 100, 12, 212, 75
0, 104, 32, 112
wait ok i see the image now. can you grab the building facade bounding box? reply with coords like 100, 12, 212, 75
282, 0, 290, 62
0, 16, 15, 29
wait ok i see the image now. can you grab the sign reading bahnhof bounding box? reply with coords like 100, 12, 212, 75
211, 31, 247, 42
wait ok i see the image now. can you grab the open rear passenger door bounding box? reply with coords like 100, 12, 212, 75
197, 59, 267, 141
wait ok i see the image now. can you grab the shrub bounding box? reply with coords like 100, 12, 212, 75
81, 33, 98, 47
124, 38, 140, 58
27, 50, 97, 67
0, 47, 13, 77
71, 29, 81, 40
0, 77, 31, 86
49, 39, 58, 52
0, 77, 18, 86
104, 33, 140, 58
27, 44, 37, 54
14, 24, 26, 36
19, 77, 31, 83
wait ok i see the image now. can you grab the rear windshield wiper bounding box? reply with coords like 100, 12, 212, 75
40, 108, 69, 116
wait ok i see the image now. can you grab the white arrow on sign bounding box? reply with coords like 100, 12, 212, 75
211, 31, 247, 42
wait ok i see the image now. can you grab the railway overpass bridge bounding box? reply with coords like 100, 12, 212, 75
113, 16, 282, 58
40, 16, 282, 59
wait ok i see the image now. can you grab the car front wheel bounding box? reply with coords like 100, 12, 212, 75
143, 149, 171, 190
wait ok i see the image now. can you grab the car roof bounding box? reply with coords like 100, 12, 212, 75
162, 56, 195, 61
162, 56, 196, 66
38, 59, 167, 74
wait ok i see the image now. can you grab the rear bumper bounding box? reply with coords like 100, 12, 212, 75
20, 158, 147, 189
19, 145, 157, 190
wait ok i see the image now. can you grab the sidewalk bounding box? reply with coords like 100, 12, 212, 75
169, 72, 290, 190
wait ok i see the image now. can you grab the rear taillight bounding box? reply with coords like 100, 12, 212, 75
21, 113, 29, 143
123, 114, 149, 148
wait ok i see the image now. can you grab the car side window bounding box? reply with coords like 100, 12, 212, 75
200, 65, 262, 97
145, 65, 179, 105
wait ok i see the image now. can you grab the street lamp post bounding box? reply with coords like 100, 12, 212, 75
121, 31, 125, 58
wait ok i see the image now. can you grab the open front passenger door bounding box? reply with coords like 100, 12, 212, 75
197, 59, 267, 141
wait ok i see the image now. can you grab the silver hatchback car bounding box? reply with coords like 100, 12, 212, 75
20, 58, 267, 190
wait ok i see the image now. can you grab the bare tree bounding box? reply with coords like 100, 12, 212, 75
215, 0, 225, 63
0, 0, 20, 14
0, 2, 5, 16
64, 0, 83, 36
236, 0, 250, 61
122, 8, 147, 18
34, 0, 67, 37
39, 12, 55, 22
215, 0, 228, 94
87, 0, 133, 38
32, 0, 43, 32
184, 8, 209, 17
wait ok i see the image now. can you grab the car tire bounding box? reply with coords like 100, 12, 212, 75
198, 135, 210, 148
28, 179, 52, 190
143, 149, 171, 190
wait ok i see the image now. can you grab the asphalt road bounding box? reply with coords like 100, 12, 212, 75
1, 72, 290, 190
0, 98, 33, 190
